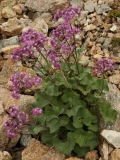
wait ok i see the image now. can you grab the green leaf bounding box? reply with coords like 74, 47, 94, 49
88, 124, 98, 132
45, 85, 62, 96
41, 130, 58, 145
46, 115, 69, 133
32, 93, 50, 108
61, 92, 80, 103
74, 144, 90, 157
98, 102, 117, 123
74, 129, 94, 147
53, 132, 75, 154
73, 115, 83, 128
86, 136, 100, 150
30, 125, 45, 134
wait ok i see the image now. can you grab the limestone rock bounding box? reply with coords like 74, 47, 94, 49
30, 18, 48, 35
0, 87, 11, 106
83, 24, 97, 32
109, 74, 120, 85
0, 59, 35, 85
0, 151, 12, 160
84, 1, 96, 13
1, 45, 20, 55
5, 94, 34, 113
66, 158, 83, 160
3, 36, 20, 47
99, 140, 109, 160
13, 5, 22, 14
1, 7, 16, 18
0, 113, 9, 151
70, 0, 84, 9
110, 149, 120, 160
25, 0, 69, 14
101, 130, 120, 148
0, 101, 4, 115
22, 138, 65, 160
22, 138, 49, 160
85, 150, 98, 160
0, 18, 22, 37
96, 4, 111, 14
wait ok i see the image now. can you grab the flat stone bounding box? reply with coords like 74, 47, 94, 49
85, 150, 98, 160
25, 0, 69, 13
96, 4, 111, 14
0, 151, 12, 160
30, 18, 48, 35
109, 74, 120, 85
110, 149, 120, 160
1, 7, 16, 18
102, 38, 112, 49
1, 45, 20, 54
101, 130, 120, 148
3, 36, 20, 47
83, 24, 97, 32
70, 0, 84, 9
0, 18, 22, 37
84, 1, 96, 13
99, 140, 109, 160
22, 138, 65, 160
13, 5, 22, 14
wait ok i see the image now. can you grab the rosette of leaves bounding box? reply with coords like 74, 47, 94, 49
30, 48, 117, 157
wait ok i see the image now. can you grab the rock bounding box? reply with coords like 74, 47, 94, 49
39, 13, 53, 25
0, 45, 20, 55
70, 0, 84, 9
0, 151, 12, 160
117, 17, 120, 24
102, 38, 112, 49
101, 130, 120, 148
99, 140, 109, 160
3, 36, 20, 47
5, 94, 34, 113
22, 138, 65, 160
0, 18, 22, 37
1, 7, 16, 18
22, 138, 49, 160
25, 0, 69, 14
83, 24, 97, 32
0, 59, 35, 85
13, 5, 22, 14
30, 18, 48, 35
84, 1, 96, 13
0, 101, 4, 115
96, 4, 111, 14
0, 88, 11, 106
109, 74, 120, 85
85, 150, 98, 160
0, 113, 9, 151
7, 133, 21, 149
20, 134, 32, 147
110, 149, 120, 160
66, 158, 83, 160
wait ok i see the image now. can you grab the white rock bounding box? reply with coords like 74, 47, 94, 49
101, 130, 120, 148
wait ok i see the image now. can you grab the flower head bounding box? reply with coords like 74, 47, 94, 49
94, 58, 114, 75
31, 107, 43, 116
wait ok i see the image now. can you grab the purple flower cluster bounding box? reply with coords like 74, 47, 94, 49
31, 107, 43, 116
54, 6, 81, 22
94, 58, 114, 75
11, 28, 48, 61
4, 105, 29, 138
10, 72, 42, 99
52, 22, 80, 41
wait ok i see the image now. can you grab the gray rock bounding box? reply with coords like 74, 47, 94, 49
102, 38, 112, 49
96, 4, 111, 14
84, 1, 96, 13
20, 134, 32, 147
117, 17, 120, 24
101, 130, 120, 148
70, 0, 84, 9
3, 36, 20, 47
